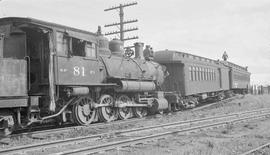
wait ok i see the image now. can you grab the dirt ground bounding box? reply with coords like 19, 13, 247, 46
1, 94, 270, 153
103, 94, 270, 155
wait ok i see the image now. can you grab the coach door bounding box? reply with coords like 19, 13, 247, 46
218, 68, 222, 88
229, 69, 232, 89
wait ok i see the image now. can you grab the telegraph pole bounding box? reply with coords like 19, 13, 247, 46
104, 2, 138, 44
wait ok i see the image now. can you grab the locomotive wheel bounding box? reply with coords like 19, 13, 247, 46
0, 111, 15, 136
172, 103, 181, 111
116, 95, 133, 120
133, 107, 148, 118
217, 94, 224, 101
72, 97, 96, 125
97, 95, 116, 122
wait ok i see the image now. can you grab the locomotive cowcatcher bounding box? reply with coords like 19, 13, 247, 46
0, 17, 167, 135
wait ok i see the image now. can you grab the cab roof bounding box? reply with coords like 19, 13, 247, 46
0, 17, 97, 36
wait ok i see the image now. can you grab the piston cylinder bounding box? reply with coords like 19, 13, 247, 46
117, 80, 156, 92
149, 98, 169, 113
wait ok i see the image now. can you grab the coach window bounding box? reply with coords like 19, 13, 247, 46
197, 67, 200, 81
192, 67, 196, 81
192, 67, 195, 81
193, 67, 195, 81
198, 68, 201, 81
200, 68, 204, 81
196, 67, 199, 81
198, 67, 201, 81
85, 42, 96, 58
207, 69, 209, 80
211, 69, 214, 81
199, 67, 202, 81
202, 68, 205, 81
210, 69, 212, 80
194, 67, 197, 81
211, 69, 213, 80
207, 69, 210, 81
189, 67, 192, 81
209, 69, 213, 81
212, 70, 214, 80
204, 68, 207, 80
72, 38, 85, 57
205, 69, 207, 80
201, 68, 204, 81
207, 69, 210, 80
212, 70, 215, 81
197, 67, 201, 81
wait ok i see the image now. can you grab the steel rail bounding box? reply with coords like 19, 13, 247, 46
11, 116, 147, 138
111, 107, 270, 135
1, 108, 270, 155
240, 142, 270, 155
191, 95, 239, 111
10, 95, 239, 138
56, 111, 270, 155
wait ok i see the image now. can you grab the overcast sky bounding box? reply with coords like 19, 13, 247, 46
1, 0, 269, 85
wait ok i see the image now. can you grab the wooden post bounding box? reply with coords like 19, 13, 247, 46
0, 34, 4, 58
48, 32, 56, 112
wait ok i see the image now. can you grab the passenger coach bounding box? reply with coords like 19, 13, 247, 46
154, 50, 250, 110
221, 61, 250, 94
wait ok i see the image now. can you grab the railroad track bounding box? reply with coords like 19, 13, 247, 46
9, 95, 238, 139
10, 116, 148, 138
1, 107, 270, 155
240, 142, 270, 155
191, 95, 240, 111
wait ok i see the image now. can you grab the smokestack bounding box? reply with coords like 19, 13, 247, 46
134, 42, 144, 59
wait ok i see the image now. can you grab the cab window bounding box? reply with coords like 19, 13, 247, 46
72, 38, 85, 57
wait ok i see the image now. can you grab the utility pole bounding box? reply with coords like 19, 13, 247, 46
104, 2, 138, 44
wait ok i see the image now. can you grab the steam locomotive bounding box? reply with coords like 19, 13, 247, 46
0, 17, 250, 135
0, 17, 168, 135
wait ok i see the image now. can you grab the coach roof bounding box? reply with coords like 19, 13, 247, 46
154, 50, 220, 65
0, 17, 96, 35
